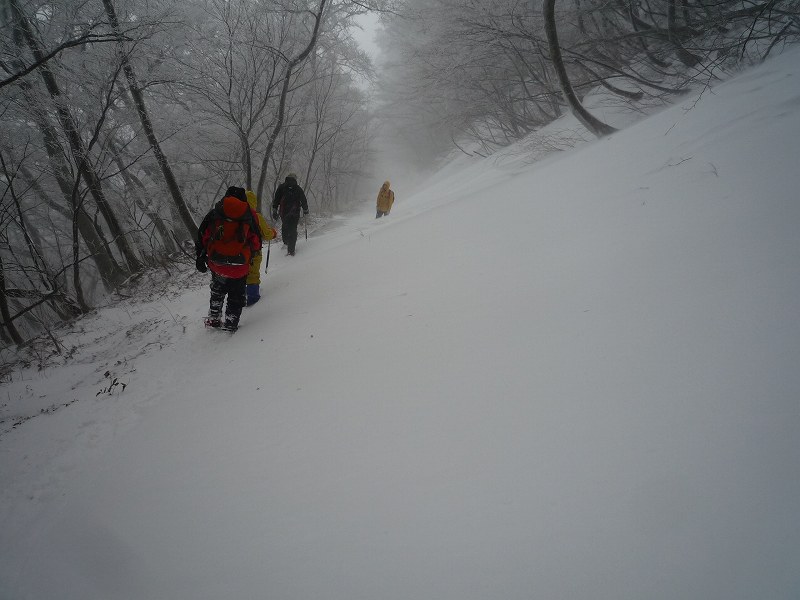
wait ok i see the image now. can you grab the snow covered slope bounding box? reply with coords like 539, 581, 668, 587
1, 48, 799, 600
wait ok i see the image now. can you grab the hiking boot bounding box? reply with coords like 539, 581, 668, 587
222, 316, 239, 332
204, 316, 221, 328
245, 284, 260, 306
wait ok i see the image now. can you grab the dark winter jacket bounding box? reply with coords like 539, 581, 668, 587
272, 176, 309, 219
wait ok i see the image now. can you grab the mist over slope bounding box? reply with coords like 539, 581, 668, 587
1, 48, 799, 600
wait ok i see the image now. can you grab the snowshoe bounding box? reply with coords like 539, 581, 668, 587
204, 317, 221, 328
221, 316, 239, 333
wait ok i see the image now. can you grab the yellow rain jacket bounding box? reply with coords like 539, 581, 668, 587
376, 181, 395, 213
246, 190, 277, 285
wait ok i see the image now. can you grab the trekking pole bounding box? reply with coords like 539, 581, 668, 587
304, 214, 308, 240
264, 238, 271, 273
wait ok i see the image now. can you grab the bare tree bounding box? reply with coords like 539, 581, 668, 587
543, 0, 616, 137
0, 5, 125, 92
255, 0, 330, 201
377, 0, 799, 158
9, 0, 142, 272
101, 0, 198, 239
0, 250, 24, 345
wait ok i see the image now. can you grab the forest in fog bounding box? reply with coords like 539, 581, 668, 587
1, 0, 798, 345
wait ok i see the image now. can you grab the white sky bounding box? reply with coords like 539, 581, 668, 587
352, 12, 381, 59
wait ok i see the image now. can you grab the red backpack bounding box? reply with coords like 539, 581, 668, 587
206, 196, 257, 266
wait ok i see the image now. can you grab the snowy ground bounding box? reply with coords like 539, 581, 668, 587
2, 48, 799, 600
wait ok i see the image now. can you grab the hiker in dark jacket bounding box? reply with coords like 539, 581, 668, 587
271, 173, 309, 256
196, 186, 261, 332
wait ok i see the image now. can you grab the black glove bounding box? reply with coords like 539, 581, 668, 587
195, 254, 208, 273
272, 209, 279, 221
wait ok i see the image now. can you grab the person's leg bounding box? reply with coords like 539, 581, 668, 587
281, 217, 294, 254
247, 252, 262, 285
246, 253, 262, 305
224, 276, 247, 330
284, 214, 300, 254
207, 273, 226, 325
246, 284, 260, 305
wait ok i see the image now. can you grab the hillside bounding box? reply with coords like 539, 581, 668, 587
1, 47, 799, 600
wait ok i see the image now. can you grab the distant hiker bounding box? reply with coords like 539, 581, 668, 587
245, 189, 277, 306
195, 186, 262, 332
271, 173, 309, 256
376, 180, 394, 218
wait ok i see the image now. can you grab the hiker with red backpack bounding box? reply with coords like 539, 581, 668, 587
195, 186, 262, 332
271, 173, 309, 256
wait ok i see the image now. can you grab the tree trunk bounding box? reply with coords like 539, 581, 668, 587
72, 189, 91, 312
0, 160, 82, 322
0, 253, 25, 345
10, 0, 143, 272
240, 130, 253, 191
19, 164, 123, 291
8, 14, 126, 289
668, 0, 702, 67
255, 0, 328, 201
543, 0, 616, 138
109, 141, 178, 255
0, 152, 51, 290
101, 0, 197, 240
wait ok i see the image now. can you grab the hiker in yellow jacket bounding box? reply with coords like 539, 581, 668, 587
376, 180, 395, 218
245, 190, 277, 306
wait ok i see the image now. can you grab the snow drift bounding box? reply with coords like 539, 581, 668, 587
1, 48, 799, 600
